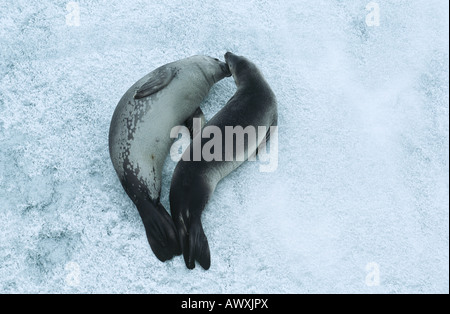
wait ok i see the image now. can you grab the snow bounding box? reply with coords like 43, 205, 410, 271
0, 0, 448, 293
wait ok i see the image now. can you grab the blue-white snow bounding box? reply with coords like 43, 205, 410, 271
0, 0, 448, 293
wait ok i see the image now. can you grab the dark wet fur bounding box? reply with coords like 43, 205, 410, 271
170, 169, 212, 270
170, 52, 277, 270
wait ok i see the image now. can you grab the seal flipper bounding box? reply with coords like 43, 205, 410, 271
119, 168, 181, 261
188, 220, 211, 270
174, 211, 210, 270
134, 66, 177, 99
138, 200, 182, 262
181, 217, 210, 270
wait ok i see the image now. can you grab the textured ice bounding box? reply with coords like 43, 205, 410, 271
0, 0, 448, 293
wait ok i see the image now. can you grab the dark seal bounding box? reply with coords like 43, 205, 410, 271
170, 52, 278, 269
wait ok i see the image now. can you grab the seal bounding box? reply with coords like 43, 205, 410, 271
169, 52, 278, 269
109, 55, 231, 262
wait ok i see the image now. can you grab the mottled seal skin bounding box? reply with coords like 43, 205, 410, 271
170, 52, 278, 270
109, 55, 231, 262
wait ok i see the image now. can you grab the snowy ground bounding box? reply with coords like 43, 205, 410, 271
0, 0, 448, 294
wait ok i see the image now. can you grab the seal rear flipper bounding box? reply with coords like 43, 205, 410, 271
186, 220, 211, 270
176, 216, 210, 270
139, 201, 182, 262
134, 66, 177, 99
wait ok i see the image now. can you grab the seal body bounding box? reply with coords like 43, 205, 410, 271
109, 55, 230, 262
170, 52, 278, 269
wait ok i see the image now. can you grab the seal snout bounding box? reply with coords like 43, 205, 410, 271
220, 61, 232, 77
224, 52, 231, 63
225, 51, 238, 62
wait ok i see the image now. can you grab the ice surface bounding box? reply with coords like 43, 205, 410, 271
0, 0, 448, 293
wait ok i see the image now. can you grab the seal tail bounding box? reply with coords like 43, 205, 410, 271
179, 218, 210, 270
189, 221, 211, 270
139, 201, 182, 262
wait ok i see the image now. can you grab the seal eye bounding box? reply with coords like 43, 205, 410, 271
213, 58, 220, 62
